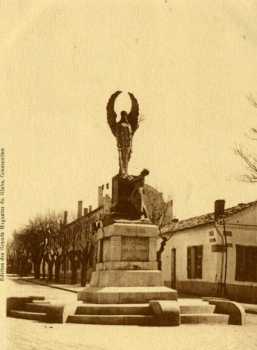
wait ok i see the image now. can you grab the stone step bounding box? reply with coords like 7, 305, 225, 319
32, 300, 51, 304
179, 304, 215, 314
28, 296, 45, 301
24, 303, 50, 313
181, 313, 229, 325
75, 304, 151, 315
67, 314, 155, 326
9, 310, 47, 322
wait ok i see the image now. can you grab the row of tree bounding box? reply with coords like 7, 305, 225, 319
7, 212, 96, 286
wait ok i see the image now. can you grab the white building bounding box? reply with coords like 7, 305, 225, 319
161, 200, 257, 303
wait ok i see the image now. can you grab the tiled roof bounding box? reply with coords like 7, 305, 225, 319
161, 200, 257, 235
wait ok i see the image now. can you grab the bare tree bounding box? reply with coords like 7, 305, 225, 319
143, 184, 167, 225
8, 212, 63, 280
235, 146, 257, 182
78, 237, 94, 287
67, 224, 81, 284
142, 185, 175, 270
235, 94, 257, 182
43, 213, 63, 281
7, 231, 32, 275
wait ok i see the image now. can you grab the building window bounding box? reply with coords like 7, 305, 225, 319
187, 245, 203, 279
236, 245, 257, 282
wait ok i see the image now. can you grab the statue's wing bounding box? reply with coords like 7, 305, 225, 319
127, 92, 139, 134
106, 90, 122, 136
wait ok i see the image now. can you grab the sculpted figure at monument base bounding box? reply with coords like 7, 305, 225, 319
110, 169, 150, 221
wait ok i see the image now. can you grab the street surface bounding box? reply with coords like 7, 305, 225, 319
3, 277, 257, 350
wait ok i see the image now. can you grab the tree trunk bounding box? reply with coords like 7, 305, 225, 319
71, 257, 78, 284
33, 253, 43, 279
42, 258, 46, 279
81, 255, 88, 287
63, 254, 67, 283
48, 260, 54, 281
71, 263, 77, 284
55, 258, 61, 282
156, 236, 167, 270
27, 261, 32, 275
19, 256, 26, 276
34, 262, 40, 279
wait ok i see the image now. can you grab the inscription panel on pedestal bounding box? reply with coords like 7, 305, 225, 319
121, 236, 149, 261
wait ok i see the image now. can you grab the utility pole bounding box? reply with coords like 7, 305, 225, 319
214, 199, 227, 298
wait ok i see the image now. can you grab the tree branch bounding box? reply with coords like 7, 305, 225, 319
235, 146, 257, 182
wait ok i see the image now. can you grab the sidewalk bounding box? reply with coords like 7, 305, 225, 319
19, 276, 84, 294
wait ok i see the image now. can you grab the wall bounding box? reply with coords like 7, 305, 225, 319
224, 205, 257, 284
161, 203, 257, 302
223, 204, 257, 302
162, 224, 219, 289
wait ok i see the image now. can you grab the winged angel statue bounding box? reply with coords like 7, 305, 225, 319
106, 91, 139, 178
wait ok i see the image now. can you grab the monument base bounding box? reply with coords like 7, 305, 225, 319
78, 220, 177, 304
90, 269, 163, 287
78, 286, 177, 304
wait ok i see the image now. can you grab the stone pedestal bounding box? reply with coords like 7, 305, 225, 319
78, 220, 177, 303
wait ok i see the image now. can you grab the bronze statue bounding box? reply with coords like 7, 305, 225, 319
105, 91, 149, 221
106, 91, 139, 178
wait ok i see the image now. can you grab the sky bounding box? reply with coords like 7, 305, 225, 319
1, 0, 257, 237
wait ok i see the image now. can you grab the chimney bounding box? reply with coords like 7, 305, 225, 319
161, 200, 174, 226
88, 205, 92, 212
63, 210, 68, 225
214, 199, 225, 220
166, 200, 173, 220
84, 207, 88, 216
77, 200, 83, 218
98, 185, 104, 207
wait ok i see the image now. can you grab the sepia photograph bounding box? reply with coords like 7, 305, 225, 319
1, 1, 257, 349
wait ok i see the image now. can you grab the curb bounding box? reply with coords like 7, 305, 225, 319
202, 297, 257, 315
18, 277, 81, 294
242, 305, 257, 315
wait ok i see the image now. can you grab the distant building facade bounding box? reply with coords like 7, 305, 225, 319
161, 200, 257, 303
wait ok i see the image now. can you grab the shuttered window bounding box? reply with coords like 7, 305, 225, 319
236, 245, 257, 282
187, 246, 203, 279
